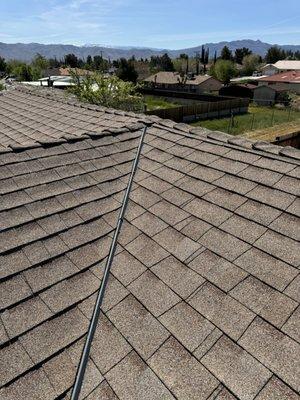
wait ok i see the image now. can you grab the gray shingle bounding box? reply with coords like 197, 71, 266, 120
111, 249, 146, 286
128, 270, 180, 317
220, 215, 267, 244
149, 336, 219, 399
151, 255, 205, 298
184, 198, 232, 226
149, 200, 190, 225
282, 306, 300, 343
199, 228, 251, 261
106, 351, 174, 400
231, 276, 297, 327
0, 369, 56, 400
2, 296, 53, 339
239, 317, 300, 393
0, 341, 33, 386
235, 248, 298, 291
255, 376, 300, 400
131, 211, 167, 237
189, 249, 247, 292
20, 308, 88, 364
159, 301, 214, 352
255, 230, 300, 267
154, 227, 202, 262
189, 282, 255, 340
107, 295, 169, 359
202, 336, 271, 400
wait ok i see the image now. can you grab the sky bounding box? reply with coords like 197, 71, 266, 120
0, 0, 299, 49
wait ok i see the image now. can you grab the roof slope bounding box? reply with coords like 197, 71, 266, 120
0, 86, 143, 150
259, 70, 300, 83
144, 71, 213, 86
0, 88, 300, 400
273, 60, 300, 70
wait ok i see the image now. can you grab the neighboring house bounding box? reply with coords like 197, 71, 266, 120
0, 85, 299, 400
257, 70, 300, 94
144, 71, 222, 94
252, 84, 277, 105
42, 67, 91, 78
262, 60, 300, 76
219, 83, 256, 99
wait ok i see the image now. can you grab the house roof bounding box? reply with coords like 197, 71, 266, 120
0, 86, 300, 400
144, 71, 215, 86
273, 60, 300, 71
42, 68, 91, 78
258, 71, 300, 84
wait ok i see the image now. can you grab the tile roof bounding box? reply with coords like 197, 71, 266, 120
144, 71, 214, 86
0, 85, 300, 400
258, 70, 300, 83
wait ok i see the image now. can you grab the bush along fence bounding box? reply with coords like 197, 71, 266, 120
145, 97, 250, 123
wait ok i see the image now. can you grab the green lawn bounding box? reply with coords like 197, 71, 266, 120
144, 95, 181, 111
190, 105, 300, 135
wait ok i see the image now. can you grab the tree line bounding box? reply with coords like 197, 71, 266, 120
1, 44, 299, 85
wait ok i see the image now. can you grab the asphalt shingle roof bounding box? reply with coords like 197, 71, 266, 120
0, 86, 300, 400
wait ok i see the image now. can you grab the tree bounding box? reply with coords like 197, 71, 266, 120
220, 46, 232, 61
14, 64, 40, 81
265, 46, 286, 64
86, 55, 93, 68
116, 58, 138, 83
179, 53, 189, 74
69, 71, 143, 111
0, 56, 7, 73
93, 55, 109, 72
213, 51, 217, 64
160, 53, 175, 71
211, 59, 237, 84
241, 54, 261, 76
64, 53, 79, 68
32, 53, 49, 70
234, 47, 252, 64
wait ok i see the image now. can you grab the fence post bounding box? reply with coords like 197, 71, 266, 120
250, 113, 255, 130
271, 108, 275, 126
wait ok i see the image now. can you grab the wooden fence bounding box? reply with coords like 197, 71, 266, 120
145, 98, 250, 123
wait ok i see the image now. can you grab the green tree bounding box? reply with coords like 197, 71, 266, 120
32, 53, 49, 70
211, 59, 237, 84
234, 47, 252, 64
149, 53, 174, 72
69, 71, 143, 111
220, 46, 232, 60
86, 55, 93, 68
64, 53, 79, 68
179, 53, 189, 74
14, 64, 41, 81
241, 54, 261, 76
116, 58, 138, 83
0, 56, 7, 73
265, 46, 286, 64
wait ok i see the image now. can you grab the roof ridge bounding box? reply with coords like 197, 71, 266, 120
144, 115, 300, 163
4, 85, 299, 162
0, 123, 147, 155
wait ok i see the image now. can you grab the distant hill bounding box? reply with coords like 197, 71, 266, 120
0, 39, 299, 61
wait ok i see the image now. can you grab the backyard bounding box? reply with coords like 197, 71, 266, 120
190, 105, 300, 135
144, 95, 180, 111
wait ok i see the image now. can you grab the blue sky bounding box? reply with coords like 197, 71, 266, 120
0, 0, 299, 48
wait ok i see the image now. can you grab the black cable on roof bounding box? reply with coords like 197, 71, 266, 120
70, 125, 148, 400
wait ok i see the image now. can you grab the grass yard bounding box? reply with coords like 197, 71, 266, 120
144, 95, 181, 111
190, 105, 300, 135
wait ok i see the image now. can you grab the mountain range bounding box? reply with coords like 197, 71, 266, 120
1, 39, 300, 61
